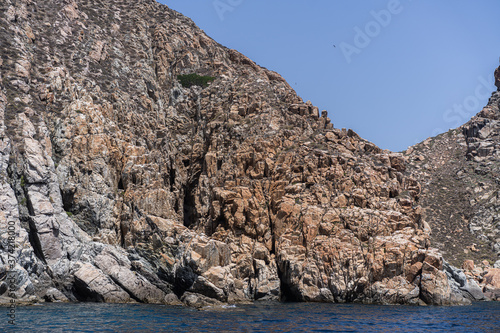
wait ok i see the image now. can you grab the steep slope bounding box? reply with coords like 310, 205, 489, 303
0, 0, 475, 306
406, 66, 500, 300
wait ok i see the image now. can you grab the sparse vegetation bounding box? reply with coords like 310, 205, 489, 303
177, 73, 215, 88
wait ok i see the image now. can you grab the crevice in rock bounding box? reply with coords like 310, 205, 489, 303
27, 217, 47, 264
267, 200, 276, 255
183, 178, 199, 228
173, 199, 179, 214
117, 177, 124, 190
21, 176, 49, 264
173, 265, 196, 299
119, 219, 128, 248
208, 214, 228, 236
276, 260, 300, 302
7, 156, 29, 231
72, 277, 104, 302
145, 215, 158, 233
169, 167, 175, 192
61, 188, 75, 213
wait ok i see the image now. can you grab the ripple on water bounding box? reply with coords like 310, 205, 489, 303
0, 301, 499, 332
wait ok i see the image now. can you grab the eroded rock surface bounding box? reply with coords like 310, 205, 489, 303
0, 0, 483, 306
406, 67, 500, 301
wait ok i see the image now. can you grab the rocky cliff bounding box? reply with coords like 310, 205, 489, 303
0, 0, 496, 307
405, 66, 500, 301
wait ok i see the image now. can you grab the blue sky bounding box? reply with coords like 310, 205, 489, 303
162, 0, 500, 151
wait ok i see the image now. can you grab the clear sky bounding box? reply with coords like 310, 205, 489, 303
161, 0, 500, 152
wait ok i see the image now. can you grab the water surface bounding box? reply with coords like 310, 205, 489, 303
2, 301, 499, 332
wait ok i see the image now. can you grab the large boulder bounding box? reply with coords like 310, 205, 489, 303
482, 268, 500, 301
74, 263, 131, 303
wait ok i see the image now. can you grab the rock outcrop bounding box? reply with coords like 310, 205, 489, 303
406, 66, 500, 301
0, 0, 489, 307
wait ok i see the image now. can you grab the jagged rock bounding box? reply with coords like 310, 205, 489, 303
94, 247, 168, 303
74, 263, 131, 303
181, 292, 223, 309
0, 0, 491, 307
444, 262, 468, 287
444, 262, 484, 302
484, 268, 500, 289
495, 66, 500, 90
462, 279, 485, 301
482, 268, 500, 301
406, 72, 500, 293
253, 259, 280, 300
462, 260, 475, 271
44, 288, 69, 302
164, 293, 183, 306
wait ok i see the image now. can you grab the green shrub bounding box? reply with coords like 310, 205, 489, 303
177, 73, 215, 88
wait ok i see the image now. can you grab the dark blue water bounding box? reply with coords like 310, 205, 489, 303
1, 301, 499, 332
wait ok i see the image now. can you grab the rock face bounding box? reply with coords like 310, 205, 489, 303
406, 66, 500, 301
462, 88, 500, 263
0, 0, 486, 306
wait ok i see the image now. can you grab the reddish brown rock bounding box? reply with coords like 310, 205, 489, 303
483, 268, 500, 289
0, 0, 482, 307
406, 66, 500, 297
462, 260, 475, 272
482, 268, 500, 301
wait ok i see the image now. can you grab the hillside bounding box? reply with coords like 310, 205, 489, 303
406, 68, 500, 300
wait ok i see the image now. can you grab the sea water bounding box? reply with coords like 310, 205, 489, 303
1, 301, 499, 332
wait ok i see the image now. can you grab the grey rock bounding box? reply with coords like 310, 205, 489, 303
444, 261, 485, 302
74, 263, 131, 303
254, 259, 280, 301
189, 276, 226, 302
94, 248, 167, 303
460, 279, 485, 301
164, 293, 183, 305
444, 261, 467, 287
44, 288, 69, 302
181, 292, 223, 309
